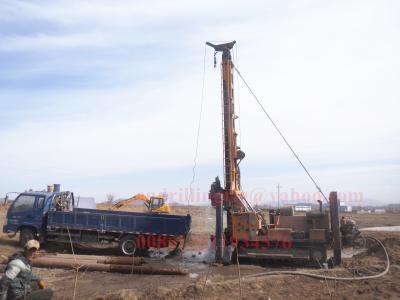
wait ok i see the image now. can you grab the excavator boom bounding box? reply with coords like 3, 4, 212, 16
111, 194, 170, 213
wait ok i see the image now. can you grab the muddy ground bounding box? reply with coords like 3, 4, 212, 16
0, 206, 399, 300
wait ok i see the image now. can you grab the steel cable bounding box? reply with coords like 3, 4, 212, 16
189, 44, 207, 213
233, 65, 329, 203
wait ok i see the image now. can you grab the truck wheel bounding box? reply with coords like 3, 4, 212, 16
19, 228, 36, 247
118, 235, 137, 256
167, 240, 181, 257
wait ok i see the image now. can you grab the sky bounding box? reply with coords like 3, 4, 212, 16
0, 0, 399, 206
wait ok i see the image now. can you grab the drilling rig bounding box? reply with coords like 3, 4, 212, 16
207, 41, 342, 266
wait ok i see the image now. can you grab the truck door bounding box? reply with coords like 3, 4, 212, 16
8, 194, 44, 231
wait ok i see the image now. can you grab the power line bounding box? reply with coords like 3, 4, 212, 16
188, 44, 207, 212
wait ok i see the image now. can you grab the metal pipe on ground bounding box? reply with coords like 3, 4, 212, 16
91, 264, 188, 275
47, 254, 124, 260
38, 257, 143, 266
97, 257, 144, 265
39, 254, 145, 265
0, 255, 187, 275
0, 255, 96, 267
35, 258, 96, 266
42, 254, 106, 260
40, 261, 187, 275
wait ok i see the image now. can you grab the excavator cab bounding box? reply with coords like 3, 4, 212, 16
148, 196, 171, 213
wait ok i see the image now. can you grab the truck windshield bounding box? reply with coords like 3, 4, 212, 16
38, 196, 46, 209
12, 195, 36, 212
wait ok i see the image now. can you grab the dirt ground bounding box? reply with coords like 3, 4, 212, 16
0, 206, 399, 300
340, 212, 400, 228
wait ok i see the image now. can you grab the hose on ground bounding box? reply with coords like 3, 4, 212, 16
243, 236, 390, 281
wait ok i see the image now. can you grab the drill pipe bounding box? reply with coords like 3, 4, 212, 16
50, 254, 145, 260
0, 255, 187, 275
37, 254, 145, 265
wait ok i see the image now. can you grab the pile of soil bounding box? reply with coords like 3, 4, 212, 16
95, 268, 400, 300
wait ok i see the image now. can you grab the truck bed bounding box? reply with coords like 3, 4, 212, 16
47, 208, 191, 236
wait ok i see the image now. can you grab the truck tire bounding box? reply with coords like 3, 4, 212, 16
19, 228, 36, 247
118, 235, 137, 256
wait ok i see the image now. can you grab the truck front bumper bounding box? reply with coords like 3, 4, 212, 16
3, 223, 17, 234
3, 224, 9, 233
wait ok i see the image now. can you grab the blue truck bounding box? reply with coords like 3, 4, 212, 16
3, 190, 191, 256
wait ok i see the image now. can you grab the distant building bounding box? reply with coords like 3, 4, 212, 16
374, 208, 386, 214
339, 205, 352, 213
339, 201, 352, 213
357, 209, 371, 214
294, 204, 312, 212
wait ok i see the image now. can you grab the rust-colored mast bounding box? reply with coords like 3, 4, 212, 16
207, 41, 249, 212
220, 43, 239, 195
207, 41, 250, 261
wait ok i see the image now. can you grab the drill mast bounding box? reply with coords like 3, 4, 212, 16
207, 41, 251, 212
207, 41, 254, 262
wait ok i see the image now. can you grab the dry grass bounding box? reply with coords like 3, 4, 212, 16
341, 212, 400, 228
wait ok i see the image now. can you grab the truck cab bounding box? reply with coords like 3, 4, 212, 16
3, 191, 74, 246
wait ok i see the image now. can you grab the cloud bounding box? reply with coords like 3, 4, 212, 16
0, 0, 399, 203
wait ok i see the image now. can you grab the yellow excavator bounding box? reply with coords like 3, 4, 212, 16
110, 193, 171, 213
